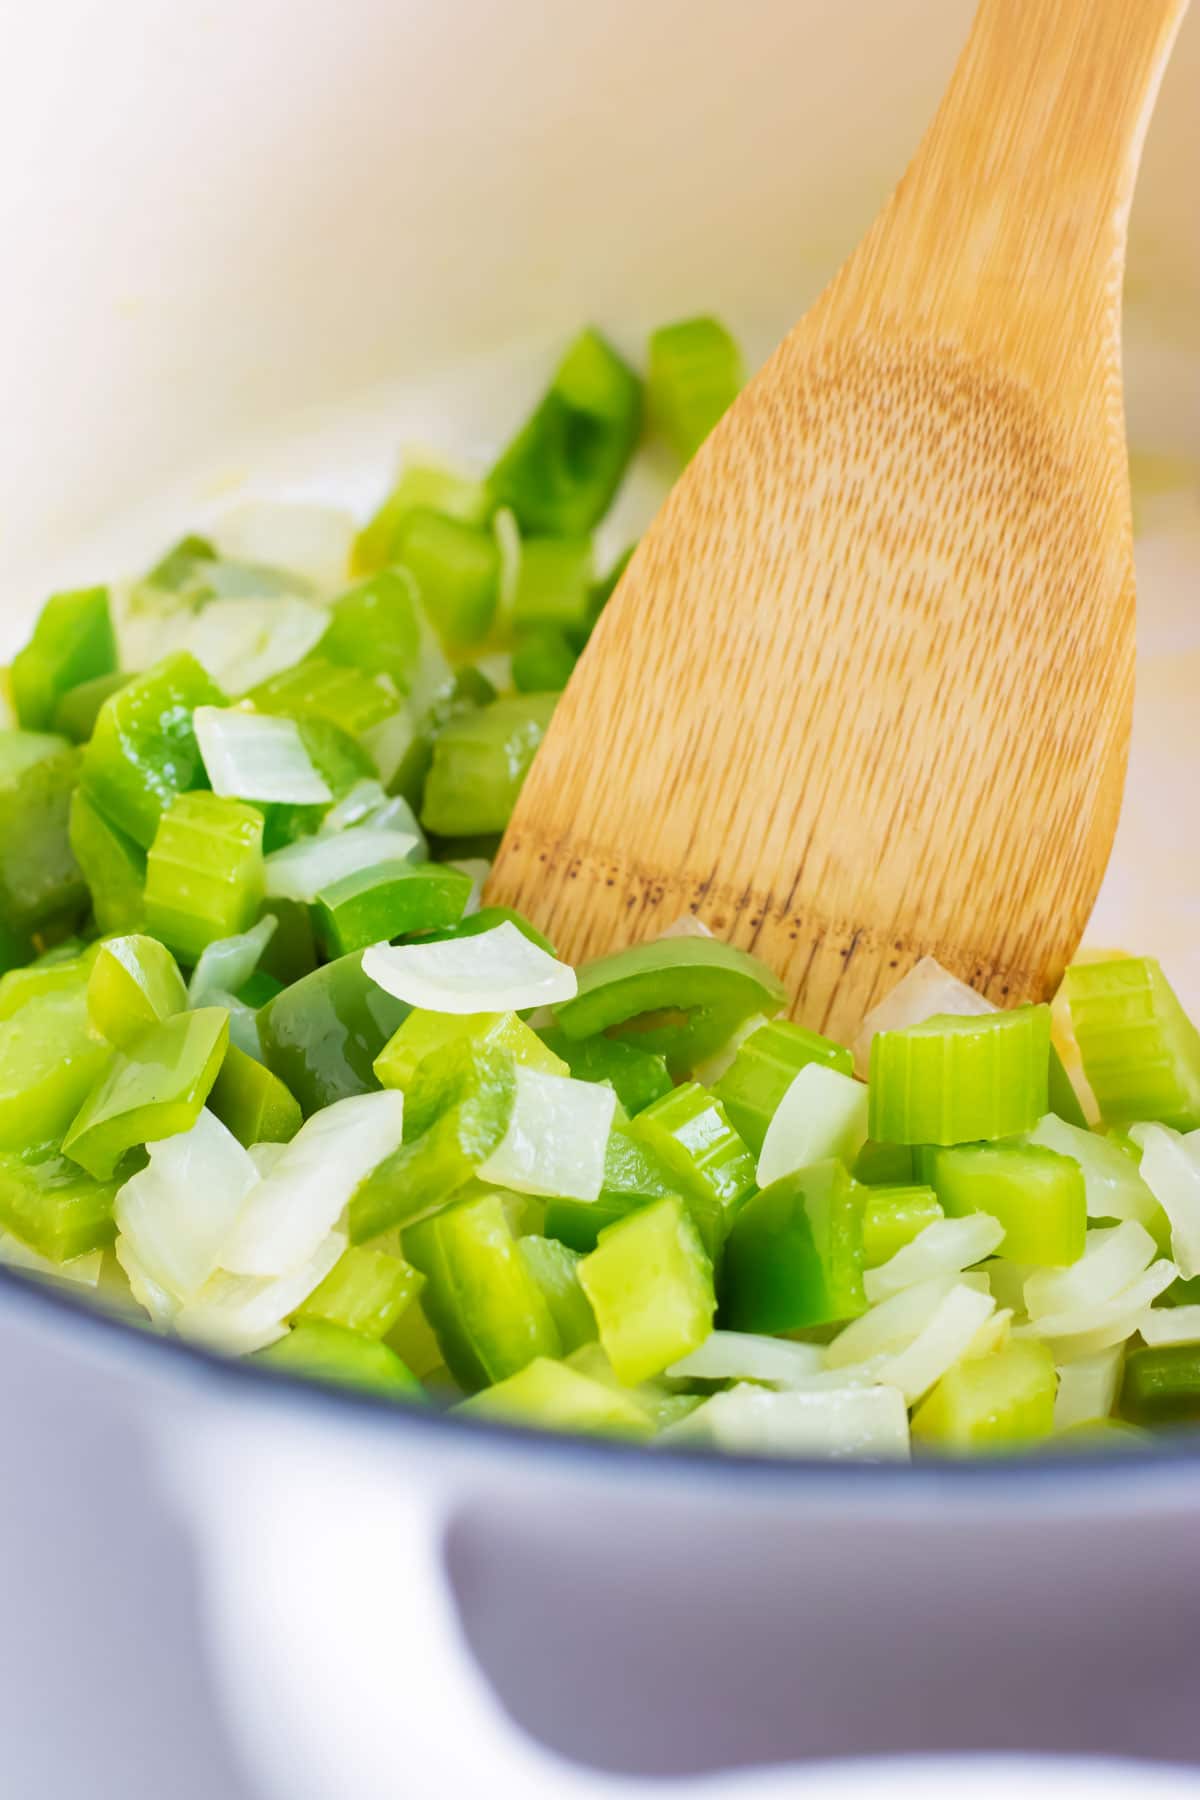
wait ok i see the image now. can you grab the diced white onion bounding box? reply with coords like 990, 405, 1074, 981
667, 1331, 824, 1386
194, 706, 332, 805
657, 915, 714, 941
115, 1236, 179, 1327
1027, 1257, 1179, 1361
1131, 1122, 1200, 1279
478, 1068, 615, 1201
321, 780, 425, 848
114, 1109, 260, 1302
0, 1232, 104, 1289
980, 1258, 1032, 1317
967, 1307, 1013, 1359
180, 597, 330, 696
877, 1283, 996, 1403
854, 955, 993, 1074
1029, 1113, 1167, 1239
174, 1230, 346, 1356
666, 1382, 910, 1460
211, 500, 355, 594
825, 1274, 972, 1367
363, 921, 577, 1014
864, 1214, 1004, 1303
447, 859, 491, 918
188, 914, 278, 1010
248, 1142, 288, 1178
220, 1090, 405, 1277
1024, 1222, 1157, 1321
264, 827, 420, 903
692, 1013, 771, 1087
1139, 1305, 1200, 1347
756, 1064, 869, 1188
360, 704, 418, 786
1053, 1347, 1124, 1431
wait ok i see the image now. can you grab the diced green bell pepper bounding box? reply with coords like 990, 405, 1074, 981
456, 1355, 653, 1437
0, 1147, 120, 1261
0, 939, 99, 1021
11, 586, 117, 732
517, 1235, 597, 1353
53, 672, 130, 744
414, 905, 557, 957
62, 1006, 229, 1179
319, 569, 425, 691
313, 859, 472, 958
374, 1007, 565, 1099
393, 509, 500, 650
853, 1139, 917, 1185
87, 935, 187, 1049
255, 1321, 424, 1400
647, 316, 744, 462
0, 985, 111, 1153
1121, 1343, 1200, 1426
0, 730, 88, 941
352, 457, 492, 578
543, 1127, 678, 1252
68, 788, 146, 934
511, 628, 577, 694
861, 1184, 944, 1268
911, 1339, 1057, 1453
421, 693, 557, 837
579, 1194, 715, 1385
536, 1026, 671, 1117
295, 1241, 424, 1339
79, 652, 226, 848
720, 1159, 867, 1333
713, 1019, 853, 1155
207, 1043, 302, 1146
929, 1141, 1086, 1266
258, 949, 411, 1115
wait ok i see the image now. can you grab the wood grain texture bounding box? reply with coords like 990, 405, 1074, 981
487, 0, 1189, 1046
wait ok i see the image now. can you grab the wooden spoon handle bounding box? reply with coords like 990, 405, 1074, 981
829, 0, 1189, 407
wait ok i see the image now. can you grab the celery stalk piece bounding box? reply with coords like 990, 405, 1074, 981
0, 1149, 119, 1261
362, 920, 576, 1014
421, 693, 557, 836
629, 1082, 755, 1263
579, 1194, 715, 1385
1026, 1112, 1170, 1250
255, 1321, 424, 1400
0, 939, 98, 1021
721, 1159, 867, 1334
0, 730, 89, 940
1120, 1342, 1200, 1425
1065, 957, 1200, 1131
319, 569, 425, 691
207, 1043, 302, 1147
930, 1142, 1086, 1266
295, 1242, 424, 1339
535, 1027, 671, 1117
68, 788, 146, 934
713, 1020, 853, 1155
0, 985, 111, 1153
393, 509, 500, 650
79, 652, 226, 848
516, 1236, 597, 1353
478, 1067, 616, 1201
488, 329, 642, 535
511, 628, 576, 694
861, 1185, 944, 1268
557, 937, 787, 1080
63, 1007, 229, 1179
258, 949, 411, 1115
647, 316, 744, 462
374, 1008, 566, 1095
352, 456, 492, 578
144, 791, 265, 961
854, 1140, 916, 1186
510, 535, 594, 636
53, 671, 129, 743
405, 1189, 562, 1391
248, 656, 401, 738
869, 1005, 1051, 1145
193, 707, 332, 805
11, 586, 117, 732
542, 1127, 679, 1253
456, 1355, 654, 1437
911, 1338, 1057, 1452
87, 935, 188, 1050
756, 1064, 870, 1187
313, 859, 472, 958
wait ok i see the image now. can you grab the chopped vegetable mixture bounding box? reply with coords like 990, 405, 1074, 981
1, 320, 1197, 1461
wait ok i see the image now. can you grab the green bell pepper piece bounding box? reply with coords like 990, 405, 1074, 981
255, 1321, 424, 1400
79, 652, 226, 848
0, 730, 89, 941
853, 1139, 916, 1186
0, 986, 111, 1154
207, 1043, 302, 1147
0, 939, 99, 1021
62, 1006, 229, 1179
713, 1019, 853, 1155
53, 671, 130, 744
0, 1148, 119, 1261
394, 508, 501, 650
414, 904, 557, 957
86, 935, 188, 1049
421, 693, 557, 837
374, 1007, 565, 1100
511, 627, 576, 694
543, 1126, 678, 1252
579, 1194, 715, 1385
295, 1242, 424, 1339
11, 586, 117, 732
352, 457, 492, 578
535, 1026, 671, 1117
68, 788, 146, 934
257, 949, 411, 1115
1121, 1343, 1200, 1426
516, 1235, 597, 1353
319, 569, 425, 690
313, 859, 472, 958
720, 1159, 867, 1333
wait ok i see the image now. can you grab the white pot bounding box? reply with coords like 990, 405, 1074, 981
0, 4, 1198, 1798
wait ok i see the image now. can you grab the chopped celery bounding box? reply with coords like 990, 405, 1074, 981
536, 1026, 671, 1116
720, 1159, 867, 1333
0, 986, 111, 1152
353, 456, 491, 577
542, 1126, 678, 1252
0, 1148, 119, 1261
511, 628, 577, 694
53, 671, 129, 744
249, 657, 401, 739
68, 788, 146, 934
861, 1185, 944, 1268
208, 1043, 302, 1146
930, 1142, 1086, 1265
1064, 957, 1200, 1131
11, 586, 117, 732
258, 949, 411, 1114
578, 1194, 715, 1385
0, 730, 88, 939
374, 1008, 566, 1096
647, 316, 744, 461
405, 1189, 561, 1391
256, 1321, 424, 1400
713, 1020, 853, 1155
911, 1339, 1057, 1452
313, 859, 472, 958
87, 935, 187, 1049
488, 329, 642, 535
394, 509, 500, 649
511, 535, 594, 635
144, 792, 264, 961
516, 1235, 597, 1352
456, 1355, 653, 1437
869, 1005, 1051, 1145
1027, 1112, 1170, 1249
319, 569, 424, 691
629, 1082, 755, 1262
421, 693, 557, 836
62, 1007, 229, 1179
397, 1027, 554, 1144
1121, 1342, 1200, 1425
295, 1242, 424, 1339
557, 937, 786, 1079
854, 1140, 916, 1186
0, 939, 98, 1020
80, 652, 226, 848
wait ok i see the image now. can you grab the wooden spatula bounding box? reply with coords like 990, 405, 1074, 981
487, 0, 1190, 1045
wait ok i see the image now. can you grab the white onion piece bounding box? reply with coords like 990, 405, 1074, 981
692, 1013, 771, 1087
195, 706, 331, 804
363, 922, 577, 1014
174, 1231, 346, 1356
1053, 1347, 1123, 1431
0, 1232, 103, 1289
864, 1214, 1003, 1303
1139, 1306, 1200, 1347
1028, 1114, 1167, 1240
478, 1068, 615, 1200
1024, 1222, 1157, 1320
985, 1259, 1033, 1317
114, 1236, 179, 1327
825, 1274, 978, 1367
967, 1307, 1013, 1359
187, 914, 277, 1010
211, 500, 354, 594
115, 1108, 260, 1302
180, 597, 330, 696
1131, 1123, 1200, 1278
877, 1283, 996, 1402
220, 1091, 404, 1277
658, 916, 714, 941
248, 1142, 287, 1179
321, 780, 425, 849
756, 1065, 869, 1188
854, 955, 993, 1074
264, 827, 420, 903
361, 704, 418, 787
1028, 1258, 1179, 1361
667, 1332, 824, 1386
666, 1382, 910, 1460
447, 859, 491, 918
